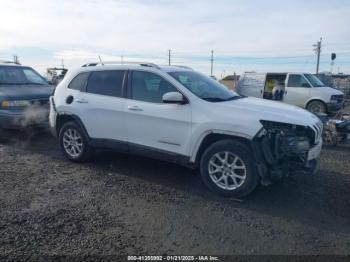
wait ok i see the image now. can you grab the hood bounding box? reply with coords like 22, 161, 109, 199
316, 86, 344, 96
0, 84, 54, 101
217, 97, 319, 127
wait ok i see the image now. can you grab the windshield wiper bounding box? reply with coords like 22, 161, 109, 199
202, 96, 242, 102
225, 96, 243, 101
202, 97, 227, 102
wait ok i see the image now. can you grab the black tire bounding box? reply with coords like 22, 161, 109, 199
307, 100, 326, 114
199, 139, 259, 197
58, 121, 93, 162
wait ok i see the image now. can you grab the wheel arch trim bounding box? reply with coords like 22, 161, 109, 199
305, 98, 328, 109
56, 112, 91, 142
189, 130, 253, 163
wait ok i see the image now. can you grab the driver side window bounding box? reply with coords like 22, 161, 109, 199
131, 71, 178, 103
287, 74, 310, 88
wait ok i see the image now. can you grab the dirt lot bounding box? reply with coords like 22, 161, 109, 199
0, 128, 350, 259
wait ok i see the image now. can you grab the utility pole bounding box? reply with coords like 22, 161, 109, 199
13, 55, 19, 64
210, 50, 214, 76
168, 49, 171, 66
313, 37, 322, 74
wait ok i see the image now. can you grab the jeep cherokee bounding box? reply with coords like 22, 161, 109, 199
50, 62, 323, 197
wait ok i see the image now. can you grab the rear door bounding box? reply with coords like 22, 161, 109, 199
284, 74, 311, 107
78, 70, 128, 142
125, 70, 192, 156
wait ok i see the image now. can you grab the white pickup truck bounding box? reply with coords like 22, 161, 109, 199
236, 72, 344, 114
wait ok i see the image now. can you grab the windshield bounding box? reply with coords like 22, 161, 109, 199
304, 74, 325, 87
0, 66, 48, 85
168, 71, 240, 102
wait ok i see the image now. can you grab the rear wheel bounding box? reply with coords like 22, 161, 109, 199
200, 139, 259, 197
59, 121, 93, 162
307, 100, 326, 114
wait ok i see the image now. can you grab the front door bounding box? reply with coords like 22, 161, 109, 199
284, 74, 311, 107
125, 70, 192, 156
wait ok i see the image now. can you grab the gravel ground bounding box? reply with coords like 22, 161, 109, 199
0, 125, 350, 259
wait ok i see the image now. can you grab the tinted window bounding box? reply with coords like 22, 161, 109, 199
68, 72, 89, 90
287, 74, 310, 87
131, 71, 177, 103
86, 71, 125, 97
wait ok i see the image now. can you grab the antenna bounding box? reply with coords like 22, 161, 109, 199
98, 55, 104, 65
210, 50, 214, 76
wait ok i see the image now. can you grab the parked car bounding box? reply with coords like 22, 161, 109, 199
236, 72, 344, 114
50, 62, 323, 197
0, 61, 54, 129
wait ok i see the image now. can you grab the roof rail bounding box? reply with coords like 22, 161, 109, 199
81, 61, 161, 69
171, 65, 193, 70
0, 60, 21, 65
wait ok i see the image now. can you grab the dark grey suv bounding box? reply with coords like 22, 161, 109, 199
0, 62, 54, 129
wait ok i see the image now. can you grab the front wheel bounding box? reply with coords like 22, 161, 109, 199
307, 100, 326, 114
59, 121, 93, 162
200, 140, 259, 197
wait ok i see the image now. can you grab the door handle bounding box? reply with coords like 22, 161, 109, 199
76, 98, 88, 104
128, 105, 143, 111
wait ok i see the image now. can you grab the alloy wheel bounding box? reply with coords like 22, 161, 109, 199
62, 128, 83, 158
208, 151, 247, 190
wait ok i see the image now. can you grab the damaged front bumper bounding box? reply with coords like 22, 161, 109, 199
252, 120, 323, 185
0, 106, 49, 130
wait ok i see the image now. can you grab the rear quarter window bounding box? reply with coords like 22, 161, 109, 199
68, 72, 89, 91
86, 70, 125, 97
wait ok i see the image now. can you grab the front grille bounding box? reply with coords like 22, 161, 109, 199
333, 95, 344, 103
30, 99, 50, 106
311, 120, 323, 144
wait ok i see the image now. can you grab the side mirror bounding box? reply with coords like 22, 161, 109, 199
162, 92, 187, 104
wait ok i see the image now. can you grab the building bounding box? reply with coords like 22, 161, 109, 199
219, 74, 240, 91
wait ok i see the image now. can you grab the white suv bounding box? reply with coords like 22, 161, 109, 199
50, 62, 323, 197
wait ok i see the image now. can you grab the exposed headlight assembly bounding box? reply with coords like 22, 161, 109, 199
330, 94, 343, 101
280, 136, 310, 154
259, 120, 311, 157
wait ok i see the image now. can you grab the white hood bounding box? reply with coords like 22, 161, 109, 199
217, 97, 320, 127
316, 86, 344, 96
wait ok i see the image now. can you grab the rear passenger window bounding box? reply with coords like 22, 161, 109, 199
68, 72, 89, 90
86, 71, 125, 97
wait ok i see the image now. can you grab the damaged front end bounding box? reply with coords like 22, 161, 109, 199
253, 120, 323, 185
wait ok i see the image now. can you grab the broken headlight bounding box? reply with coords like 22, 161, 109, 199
280, 136, 310, 154
259, 120, 311, 157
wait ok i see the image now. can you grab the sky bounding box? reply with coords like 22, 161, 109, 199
0, 0, 350, 77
